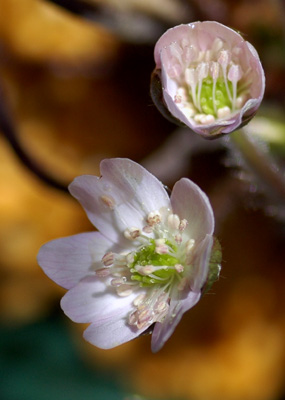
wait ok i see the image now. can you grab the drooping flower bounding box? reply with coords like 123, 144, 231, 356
151, 21, 265, 139
37, 158, 220, 352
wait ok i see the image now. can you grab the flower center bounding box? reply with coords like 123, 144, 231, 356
97, 210, 194, 330
167, 39, 250, 125
195, 77, 232, 116
130, 239, 180, 286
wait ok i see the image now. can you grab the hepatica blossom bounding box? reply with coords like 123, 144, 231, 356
152, 21, 265, 138
38, 159, 220, 352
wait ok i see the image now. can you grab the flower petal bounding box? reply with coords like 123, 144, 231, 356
190, 234, 214, 292
170, 178, 214, 241
69, 158, 170, 244
37, 232, 114, 290
61, 276, 140, 323
151, 290, 201, 352
83, 313, 141, 349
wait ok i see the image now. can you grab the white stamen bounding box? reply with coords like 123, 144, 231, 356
210, 61, 220, 80
179, 219, 188, 231
186, 239, 195, 253
210, 61, 219, 114
167, 63, 182, 79
133, 293, 146, 306
128, 310, 138, 325
217, 106, 231, 119
175, 264, 184, 273
204, 50, 212, 62
200, 114, 215, 125
169, 42, 183, 65
218, 50, 229, 68
111, 277, 127, 287
185, 68, 198, 109
154, 300, 168, 313
146, 211, 161, 226
138, 309, 153, 323
124, 227, 141, 240
168, 214, 180, 230
174, 234, 182, 244
126, 253, 135, 264
136, 265, 155, 276
155, 244, 169, 254
197, 62, 209, 112
218, 50, 232, 103
95, 268, 111, 277
236, 94, 246, 109
176, 87, 187, 102
228, 64, 242, 110
101, 252, 114, 266
194, 113, 205, 123
181, 38, 189, 48
137, 320, 151, 330
117, 284, 133, 297
100, 195, 116, 210
212, 38, 224, 54
142, 225, 153, 234
174, 95, 182, 104
182, 105, 195, 118
182, 44, 197, 64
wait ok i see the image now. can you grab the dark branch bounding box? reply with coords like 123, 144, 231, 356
0, 82, 69, 193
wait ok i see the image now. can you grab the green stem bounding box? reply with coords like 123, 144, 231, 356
230, 128, 285, 200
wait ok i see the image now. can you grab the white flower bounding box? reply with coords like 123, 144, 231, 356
38, 158, 219, 352
152, 21, 265, 138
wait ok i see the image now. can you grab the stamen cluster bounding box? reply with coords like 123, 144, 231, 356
171, 42, 246, 125
153, 21, 265, 138
98, 209, 194, 330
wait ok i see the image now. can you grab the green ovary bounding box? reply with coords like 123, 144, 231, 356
130, 241, 180, 286
193, 77, 233, 116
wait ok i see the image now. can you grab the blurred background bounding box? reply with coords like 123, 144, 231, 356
0, 0, 285, 399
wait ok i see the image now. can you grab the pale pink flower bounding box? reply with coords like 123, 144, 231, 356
38, 159, 218, 352
152, 21, 265, 138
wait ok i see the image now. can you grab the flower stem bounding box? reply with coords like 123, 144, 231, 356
230, 128, 285, 200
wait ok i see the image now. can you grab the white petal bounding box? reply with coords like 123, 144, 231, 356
37, 232, 115, 289
83, 313, 141, 349
61, 276, 140, 323
151, 290, 201, 352
170, 178, 214, 241
191, 234, 214, 292
69, 159, 170, 244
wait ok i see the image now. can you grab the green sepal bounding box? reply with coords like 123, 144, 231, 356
202, 237, 222, 295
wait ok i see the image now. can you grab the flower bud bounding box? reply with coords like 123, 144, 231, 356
151, 21, 265, 139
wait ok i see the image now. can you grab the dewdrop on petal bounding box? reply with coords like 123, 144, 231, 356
151, 21, 265, 139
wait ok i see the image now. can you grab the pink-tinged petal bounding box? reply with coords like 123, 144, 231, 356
61, 276, 140, 323
69, 158, 170, 244
190, 234, 213, 292
170, 178, 214, 241
154, 24, 193, 68
83, 313, 141, 349
37, 232, 115, 290
152, 21, 265, 138
151, 289, 201, 353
